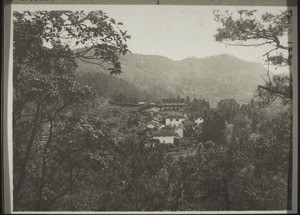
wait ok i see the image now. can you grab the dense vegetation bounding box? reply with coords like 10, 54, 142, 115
12, 10, 293, 211
76, 71, 155, 103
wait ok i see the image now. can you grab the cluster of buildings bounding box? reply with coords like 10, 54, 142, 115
143, 98, 204, 145
151, 113, 185, 144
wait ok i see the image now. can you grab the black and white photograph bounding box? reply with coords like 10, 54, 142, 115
3, 0, 298, 213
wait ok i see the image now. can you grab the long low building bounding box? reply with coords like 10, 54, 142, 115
160, 98, 187, 111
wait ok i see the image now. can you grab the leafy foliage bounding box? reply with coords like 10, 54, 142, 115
12, 9, 292, 212
13, 10, 130, 210
202, 110, 226, 143
212, 12, 293, 209
189, 98, 210, 115
216, 98, 240, 123
214, 10, 293, 107
14, 10, 130, 74
214, 10, 292, 65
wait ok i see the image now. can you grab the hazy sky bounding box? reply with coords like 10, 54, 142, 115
98, 5, 289, 61
13, 4, 294, 73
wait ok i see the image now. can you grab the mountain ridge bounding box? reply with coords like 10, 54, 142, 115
77, 53, 270, 106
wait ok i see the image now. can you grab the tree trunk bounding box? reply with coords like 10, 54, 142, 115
35, 120, 54, 211
14, 105, 41, 209
222, 177, 231, 210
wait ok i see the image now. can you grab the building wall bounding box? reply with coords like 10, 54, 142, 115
153, 136, 174, 144
166, 118, 185, 127
161, 106, 185, 111
195, 118, 204, 125
175, 127, 184, 138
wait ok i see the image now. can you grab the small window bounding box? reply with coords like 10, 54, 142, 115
176, 119, 179, 121
170, 119, 173, 121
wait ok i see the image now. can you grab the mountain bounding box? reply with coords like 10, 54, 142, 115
76, 69, 156, 102
76, 53, 269, 106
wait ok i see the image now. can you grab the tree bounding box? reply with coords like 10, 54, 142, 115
14, 11, 130, 74
190, 98, 210, 115
13, 10, 130, 210
106, 133, 170, 211
202, 110, 226, 143
241, 110, 292, 210
240, 99, 260, 133
127, 113, 141, 128
214, 10, 293, 107
216, 98, 240, 124
214, 10, 293, 209
37, 115, 117, 210
232, 113, 251, 143
185, 96, 191, 107
13, 46, 95, 210
194, 140, 247, 210
164, 156, 200, 211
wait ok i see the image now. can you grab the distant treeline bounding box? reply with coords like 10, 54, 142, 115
108, 101, 139, 107
186, 96, 210, 115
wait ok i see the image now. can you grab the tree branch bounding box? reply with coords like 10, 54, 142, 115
77, 57, 109, 71
44, 157, 86, 210
35, 119, 54, 210
221, 41, 273, 47
257, 85, 287, 97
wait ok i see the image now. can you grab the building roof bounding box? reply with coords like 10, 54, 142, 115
153, 119, 161, 123
155, 115, 163, 119
147, 121, 158, 125
153, 128, 175, 136
175, 125, 184, 129
161, 103, 186, 106
165, 112, 186, 119
146, 124, 156, 128
162, 98, 185, 103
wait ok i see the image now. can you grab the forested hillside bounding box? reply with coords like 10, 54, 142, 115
77, 53, 270, 105
76, 71, 156, 103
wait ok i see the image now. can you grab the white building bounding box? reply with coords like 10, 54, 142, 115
195, 117, 204, 125
165, 113, 186, 127
174, 126, 184, 138
152, 128, 175, 144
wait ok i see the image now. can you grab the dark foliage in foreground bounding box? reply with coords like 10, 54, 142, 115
13, 10, 292, 211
